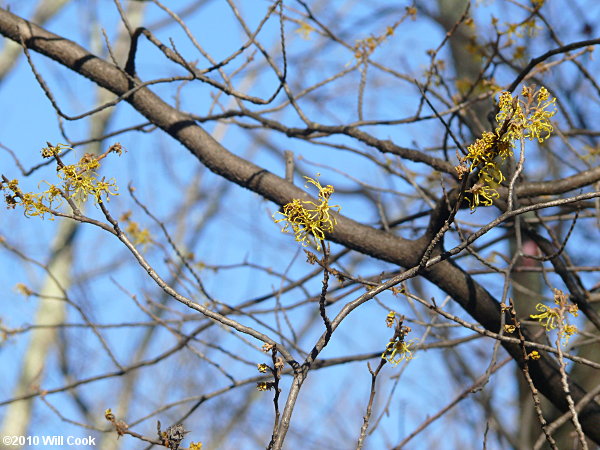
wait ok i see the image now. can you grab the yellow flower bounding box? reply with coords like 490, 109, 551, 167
295, 21, 314, 40
2, 143, 124, 220
382, 338, 415, 366
257, 363, 268, 373
497, 86, 556, 143
57, 156, 118, 203
463, 132, 497, 171
41, 142, 71, 158
125, 221, 152, 248
385, 311, 396, 328
104, 409, 114, 421
273, 176, 340, 251
530, 290, 579, 345
257, 381, 275, 392
457, 86, 556, 210
563, 324, 578, 342
528, 350, 541, 360
12, 190, 54, 220
524, 105, 555, 143
504, 324, 516, 333
14, 283, 33, 297
530, 303, 558, 330
50, 148, 115, 206
466, 182, 500, 210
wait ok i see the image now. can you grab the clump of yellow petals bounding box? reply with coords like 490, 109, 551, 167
273, 176, 340, 251
496, 86, 556, 144
385, 311, 396, 328
466, 181, 501, 209
383, 338, 415, 366
381, 311, 415, 366
530, 289, 578, 344
1, 143, 121, 220
54, 149, 119, 204
256, 381, 275, 392
457, 85, 556, 210
2, 177, 54, 219
41, 141, 70, 158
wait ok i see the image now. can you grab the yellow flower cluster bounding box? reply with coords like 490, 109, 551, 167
273, 176, 340, 251
530, 289, 578, 344
353, 7, 415, 61
1, 143, 121, 219
41, 141, 70, 158
381, 311, 414, 366
53, 148, 119, 204
457, 85, 556, 210
496, 86, 556, 144
1, 178, 52, 219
